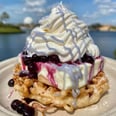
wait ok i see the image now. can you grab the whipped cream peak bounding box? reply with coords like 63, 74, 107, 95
26, 3, 100, 62
51, 2, 71, 14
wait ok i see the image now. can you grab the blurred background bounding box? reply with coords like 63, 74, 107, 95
0, 0, 116, 61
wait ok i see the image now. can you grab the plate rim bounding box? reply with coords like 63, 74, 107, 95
0, 56, 116, 116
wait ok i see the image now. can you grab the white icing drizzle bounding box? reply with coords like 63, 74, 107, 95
89, 64, 94, 81
25, 3, 100, 62
83, 63, 88, 83
72, 89, 80, 107
52, 63, 84, 107
57, 64, 82, 88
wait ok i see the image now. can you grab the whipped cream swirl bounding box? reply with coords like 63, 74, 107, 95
26, 3, 100, 62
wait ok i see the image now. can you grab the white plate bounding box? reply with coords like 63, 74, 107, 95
0, 57, 116, 116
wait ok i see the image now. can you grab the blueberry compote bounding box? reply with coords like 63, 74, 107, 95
20, 51, 62, 79
22, 51, 94, 64
20, 51, 95, 79
20, 51, 38, 79
11, 99, 35, 116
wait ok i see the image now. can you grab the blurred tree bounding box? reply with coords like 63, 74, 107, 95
0, 12, 10, 23
89, 23, 102, 30
114, 49, 116, 59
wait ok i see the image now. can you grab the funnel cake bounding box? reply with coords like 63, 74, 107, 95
13, 64, 108, 113
9, 3, 109, 116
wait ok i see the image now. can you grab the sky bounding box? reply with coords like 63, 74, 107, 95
0, 0, 116, 25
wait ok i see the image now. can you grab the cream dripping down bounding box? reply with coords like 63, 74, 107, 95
26, 3, 100, 62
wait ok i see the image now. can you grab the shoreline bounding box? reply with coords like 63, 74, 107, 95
89, 30, 116, 32
89, 24, 116, 32
0, 31, 25, 34
0, 23, 25, 34
0, 23, 116, 34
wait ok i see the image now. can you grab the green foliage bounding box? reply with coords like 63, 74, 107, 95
114, 49, 116, 59
89, 23, 116, 31
0, 24, 24, 34
111, 26, 116, 30
89, 23, 102, 30
0, 12, 10, 23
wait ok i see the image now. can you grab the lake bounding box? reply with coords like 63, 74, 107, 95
0, 31, 116, 61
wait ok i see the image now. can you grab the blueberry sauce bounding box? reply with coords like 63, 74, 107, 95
44, 63, 57, 87
22, 51, 95, 65
36, 62, 57, 86
19, 51, 96, 81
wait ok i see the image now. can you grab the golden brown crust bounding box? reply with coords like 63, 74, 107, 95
13, 64, 109, 113
38, 75, 52, 86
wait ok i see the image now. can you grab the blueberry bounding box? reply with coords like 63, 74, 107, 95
32, 55, 48, 62
8, 79, 14, 87
39, 56, 48, 62
28, 63, 36, 72
23, 56, 32, 65
19, 70, 29, 77
11, 99, 35, 116
32, 54, 40, 62
48, 55, 60, 63
29, 72, 37, 79
86, 56, 94, 64
22, 106, 35, 116
22, 51, 28, 55
17, 102, 25, 114
11, 99, 22, 111
23, 98, 35, 104
82, 54, 94, 64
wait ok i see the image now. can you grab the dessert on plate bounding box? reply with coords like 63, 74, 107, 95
8, 3, 109, 116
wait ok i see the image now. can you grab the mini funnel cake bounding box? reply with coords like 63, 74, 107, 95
9, 3, 109, 116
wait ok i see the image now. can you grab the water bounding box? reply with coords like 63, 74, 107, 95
90, 31, 116, 59
0, 31, 30, 61
0, 31, 116, 61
